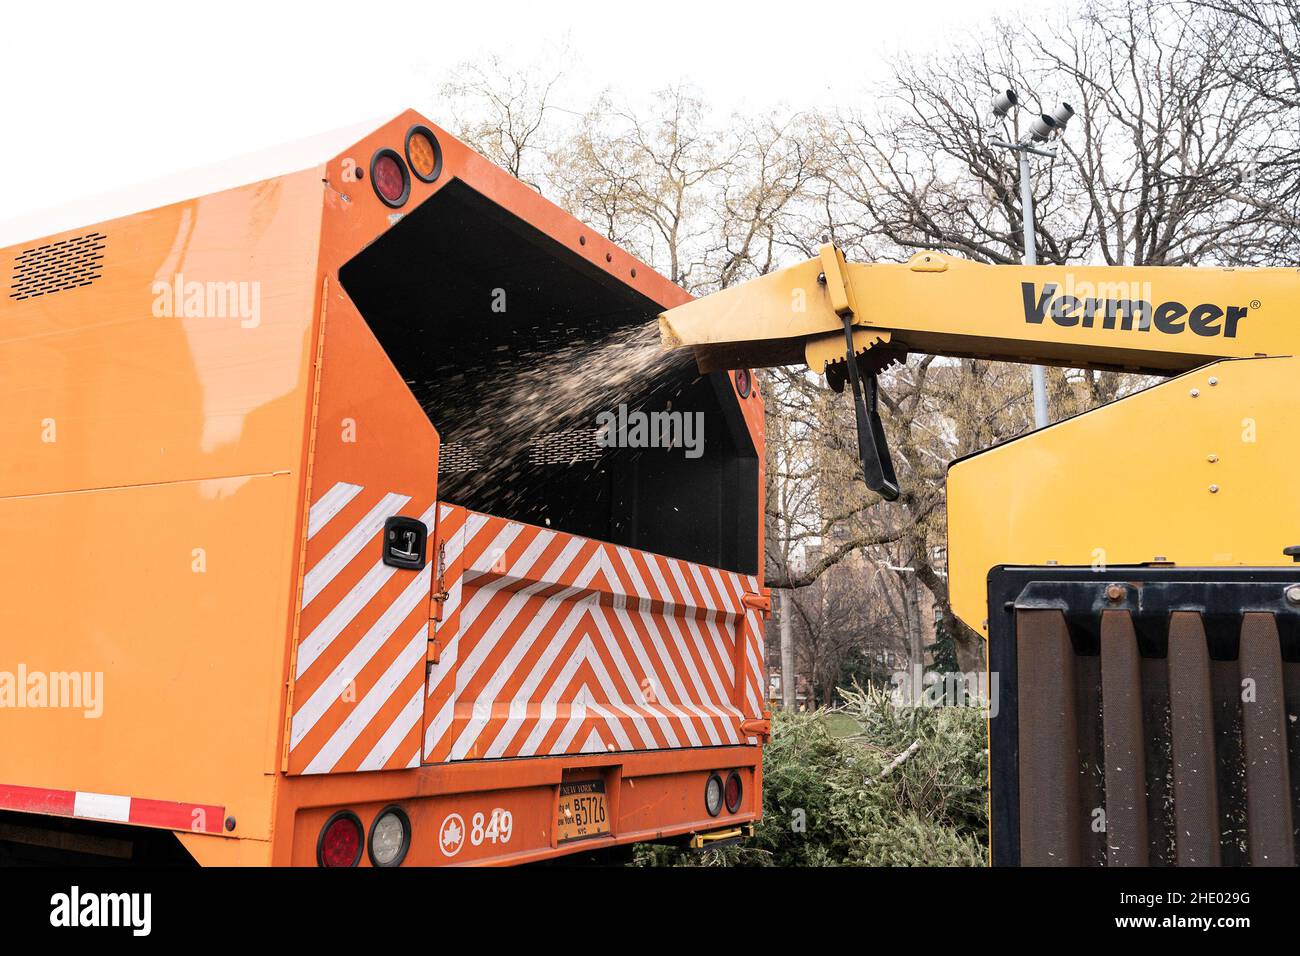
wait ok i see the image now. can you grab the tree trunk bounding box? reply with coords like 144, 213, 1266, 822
954, 625, 986, 676
904, 571, 925, 673
779, 589, 795, 710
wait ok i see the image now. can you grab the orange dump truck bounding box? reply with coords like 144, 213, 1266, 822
0, 111, 769, 866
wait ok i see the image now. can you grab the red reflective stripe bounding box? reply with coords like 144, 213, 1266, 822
0, 783, 76, 816
128, 797, 226, 833
0, 783, 224, 834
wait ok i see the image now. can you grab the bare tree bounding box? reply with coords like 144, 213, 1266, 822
1188, 0, 1300, 235
438, 52, 569, 189
790, 551, 888, 707
1193, 0, 1300, 109
549, 87, 737, 289
1042, 1, 1294, 267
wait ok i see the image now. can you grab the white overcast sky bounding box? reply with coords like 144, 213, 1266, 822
0, 0, 1054, 227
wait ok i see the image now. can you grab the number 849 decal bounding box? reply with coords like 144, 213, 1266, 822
438, 808, 513, 857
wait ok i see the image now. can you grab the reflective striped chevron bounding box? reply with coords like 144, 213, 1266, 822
288, 481, 434, 775
288, 486, 768, 775
423, 504, 767, 764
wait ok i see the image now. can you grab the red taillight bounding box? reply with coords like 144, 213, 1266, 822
734, 368, 752, 398
318, 811, 363, 867
724, 771, 743, 814
370, 149, 410, 208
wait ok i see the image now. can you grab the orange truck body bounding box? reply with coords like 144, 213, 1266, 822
0, 111, 768, 865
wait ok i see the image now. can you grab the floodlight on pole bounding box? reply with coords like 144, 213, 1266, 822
1028, 113, 1058, 142
987, 90, 1077, 430
991, 89, 1019, 119
1050, 101, 1076, 129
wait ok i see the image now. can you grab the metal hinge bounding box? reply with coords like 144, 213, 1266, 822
430, 540, 449, 621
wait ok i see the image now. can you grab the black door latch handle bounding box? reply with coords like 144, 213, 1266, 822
383, 516, 429, 570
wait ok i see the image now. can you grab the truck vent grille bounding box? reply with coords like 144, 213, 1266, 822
526, 428, 601, 466
8, 232, 107, 301
439, 441, 481, 475
440, 429, 602, 476
990, 568, 1300, 867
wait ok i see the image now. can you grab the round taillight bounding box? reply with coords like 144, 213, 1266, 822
734, 368, 752, 398
370, 148, 410, 208
705, 772, 724, 817
724, 771, 743, 814
405, 125, 443, 184
317, 810, 363, 867
368, 806, 411, 868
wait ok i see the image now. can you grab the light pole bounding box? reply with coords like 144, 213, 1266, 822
989, 91, 1075, 429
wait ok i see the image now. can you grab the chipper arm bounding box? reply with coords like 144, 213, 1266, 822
660, 244, 1300, 867
660, 244, 1298, 500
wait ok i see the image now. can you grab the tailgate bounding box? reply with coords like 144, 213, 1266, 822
423, 505, 767, 762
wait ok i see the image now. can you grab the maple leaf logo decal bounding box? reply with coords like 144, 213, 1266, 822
439, 813, 466, 857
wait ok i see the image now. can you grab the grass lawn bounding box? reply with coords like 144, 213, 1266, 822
820, 710, 863, 739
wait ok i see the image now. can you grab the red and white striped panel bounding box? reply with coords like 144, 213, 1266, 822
0, 783, 226, 834
423, 505, 767, 763
288, 480, 434, 775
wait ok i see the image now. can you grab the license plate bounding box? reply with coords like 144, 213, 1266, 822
557, 780, 609, 842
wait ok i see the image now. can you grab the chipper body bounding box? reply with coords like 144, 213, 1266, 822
661, 243, 1300, 866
